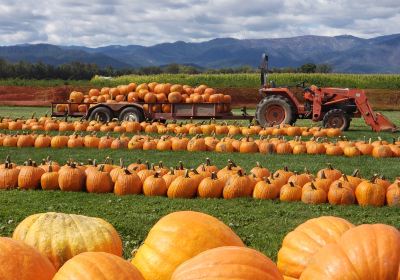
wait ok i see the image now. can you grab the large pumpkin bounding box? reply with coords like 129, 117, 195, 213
0, 237, 56, 280
131, 211, 244, 280
277, 216, 354, 279
172, 246, 283, 280
300, 224, 400, 280
53, 252, 144, 280
13, 212, 122, 270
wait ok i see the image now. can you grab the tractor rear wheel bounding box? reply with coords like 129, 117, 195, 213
255, 95, 297, 127
322, 109, 351, 131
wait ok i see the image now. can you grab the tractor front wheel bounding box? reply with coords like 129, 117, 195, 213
255, 96, 297, 127
322, 109, 351, 131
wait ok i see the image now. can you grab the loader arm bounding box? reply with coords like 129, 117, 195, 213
352, 91, 397, 132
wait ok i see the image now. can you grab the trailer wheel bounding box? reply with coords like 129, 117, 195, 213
322, 109, 351, 131
256, 95, 297, 127
88, 107, 112, 122
119, 107, 144, 122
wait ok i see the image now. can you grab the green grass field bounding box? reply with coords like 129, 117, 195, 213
0, 106, 399, 262
1, 72, 400, 89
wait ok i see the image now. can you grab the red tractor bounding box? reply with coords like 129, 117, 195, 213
255, 53, 397, 131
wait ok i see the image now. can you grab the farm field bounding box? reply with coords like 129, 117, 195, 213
1, 73, 400, 88
0, 105, 399, 262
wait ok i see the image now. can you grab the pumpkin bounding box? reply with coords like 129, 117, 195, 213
131, 211, 244, 280
86, 165, 113, 193
168, 170, 198, 198
13, 212, 122, 270
355, 178, 385, 206
18, 160, 44, 189
114, 168, 142, 195
0, 162, 19, 189
58, 162, 85, 192
172, 246, 283, 280
280, 182, 302, 202
197, 172, 224, 198
250, 162, 270, 178
316, 164, 341, 181
53, 252, 144, 280
162, 168, 179, 189
301, 182, 327, 204
372, 145, 393, 158
239, 137, 259, 153
300, 224, 400, 280
386, 182, 400, 206
143, 172, 167, 196
187, 135, 207, 151
328, 181, 355, 205
223, 170, 252, 199
277, 216, 354, 279
288, 172, 313, 187
0, 237, 56, 280
253, 178, 279, 199
40, 163, 59, 190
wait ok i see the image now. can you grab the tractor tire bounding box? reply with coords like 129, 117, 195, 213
322, 109, 351, 131
255, 95, 297, 127
88, 106, 113, 122
119, 107, 144, 122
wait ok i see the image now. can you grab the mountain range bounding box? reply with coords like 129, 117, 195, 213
0, 34, 399, 73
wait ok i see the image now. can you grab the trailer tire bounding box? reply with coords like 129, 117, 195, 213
322, 109, 351, 131
119, 107, 144, 122
88, 107, 112, 122
256, 95, 297, 127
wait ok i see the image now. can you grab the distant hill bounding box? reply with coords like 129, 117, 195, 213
1, 34, 399, 73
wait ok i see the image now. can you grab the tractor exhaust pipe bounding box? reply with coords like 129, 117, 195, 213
260, 53, 268, 87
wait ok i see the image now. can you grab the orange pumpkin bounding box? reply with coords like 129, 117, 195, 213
277, 216, 354, 279
172, 246, 283, 280
197, 172, 224, 198
0, 237, 56, 280
114, 168, 142, 195
53, 252, 144, 280
132, 211, 244, 280
300, 224, 400, 280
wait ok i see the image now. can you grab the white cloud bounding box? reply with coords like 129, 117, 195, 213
0, 0, 399, 46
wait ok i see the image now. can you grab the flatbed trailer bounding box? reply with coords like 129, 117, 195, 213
51, 102, 254, 122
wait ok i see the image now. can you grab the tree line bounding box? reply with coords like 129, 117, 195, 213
0, 59, 332, 80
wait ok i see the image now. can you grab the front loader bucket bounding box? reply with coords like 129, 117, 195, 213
374, 113, 397, 132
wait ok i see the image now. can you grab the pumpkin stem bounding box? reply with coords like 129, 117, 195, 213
342, 174, 349, 182
337, 182, 343, 188
98, 165, 105, 172
206, 157, 211, 166
179, 161, 184, 170
48, 161, 53, 173
327, 163, 334, 170
191, 169, 199, 175
256, 161, 262, 168
169, 168, 175, 175
320, 170, 327, 179
289, 182, 295, 187
310, 182, 317, 190
351, 169, 360, 178
184, 169, 190, 178
237, 170, 244, 177
154, 172, 160, 178
211, 172, 218, 180
283, 166, 289, 172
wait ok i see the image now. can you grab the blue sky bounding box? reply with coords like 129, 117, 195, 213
0, 0, 399, 46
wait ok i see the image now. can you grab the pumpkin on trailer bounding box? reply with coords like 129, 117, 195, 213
0, 237, 56, 280
53, 252, 144, 280
300, 224, 400, 280
13, 212, 122, 270
132, 211, 244, 280
277, 216, 354, 279
172, 246, 283, 280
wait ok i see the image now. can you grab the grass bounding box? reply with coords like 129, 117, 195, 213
0, 106, 399, 262
0, 189, 399, 261
1, 73, 400, 89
